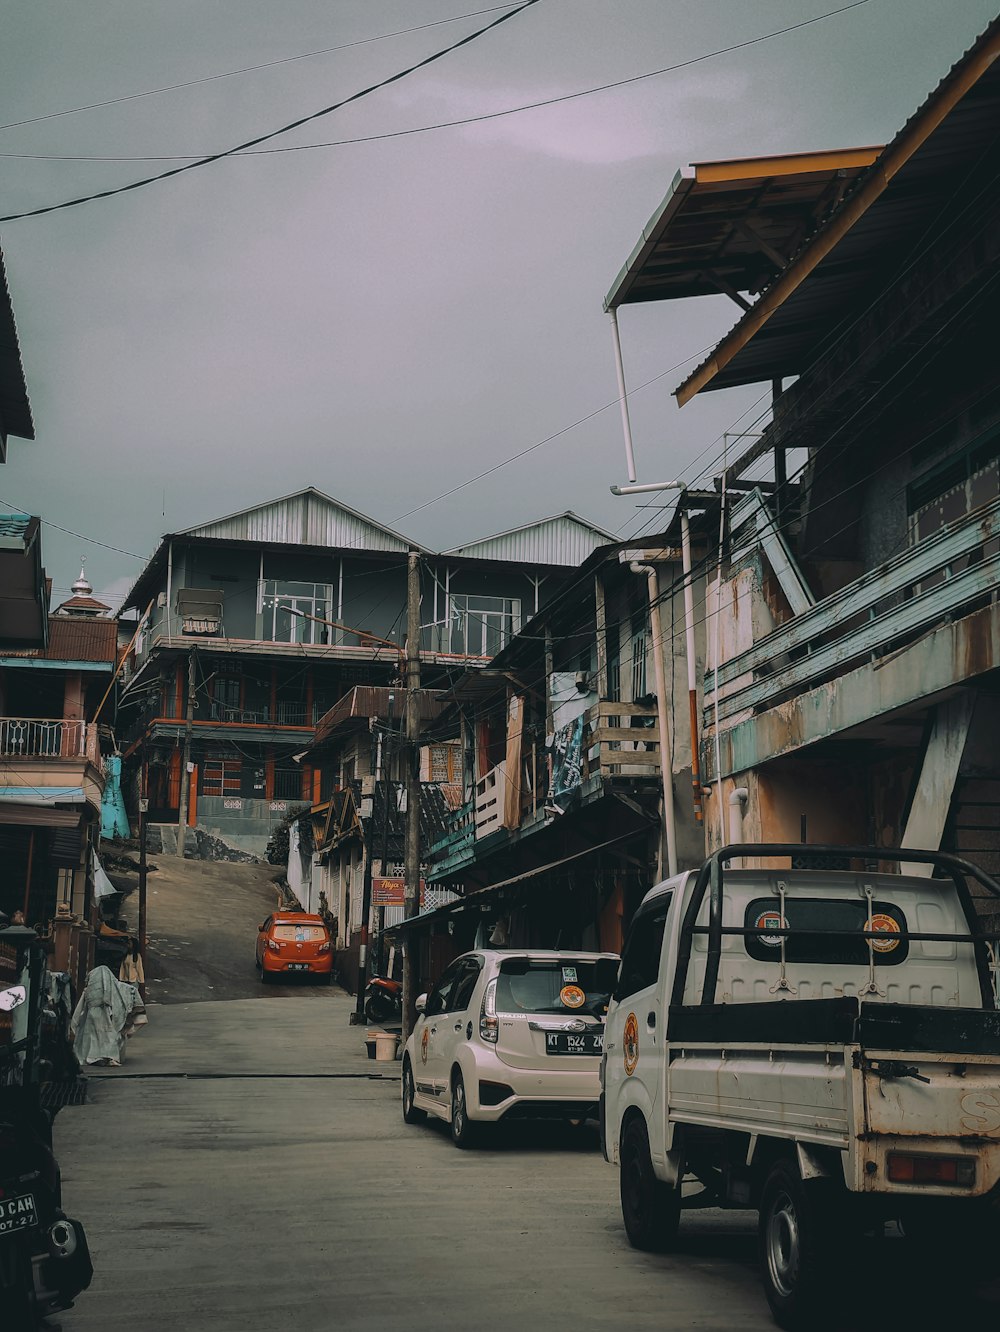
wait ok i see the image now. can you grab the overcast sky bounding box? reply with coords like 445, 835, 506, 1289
1, 0, 996, 609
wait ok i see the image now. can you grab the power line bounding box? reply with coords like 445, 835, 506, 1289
0, 0, 542, 223
1, 1, 877, 168
0, 6, 521, 135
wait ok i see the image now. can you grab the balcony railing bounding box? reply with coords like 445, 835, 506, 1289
0, 717, 99, 764
705, 493, 1000, 729
584, 701, 661, 778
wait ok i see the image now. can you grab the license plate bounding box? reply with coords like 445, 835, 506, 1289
286, 963, 309, 971
0, 1193, 37, 1236
545, 1031, 603, 1056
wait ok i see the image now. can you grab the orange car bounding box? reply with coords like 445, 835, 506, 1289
255, 912, 333, 984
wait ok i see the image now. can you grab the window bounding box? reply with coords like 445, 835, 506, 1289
615, 898, 671, 1000
259, 580, 333, 645
630, 607, 648, 700
450, 959, 482, 1013
743, 897, 909, 966
425, 960, 464, 1016
274, 767, 302, 800
497, 958, 620, 1015
448, 595, 520, 658
202, 759, 241, 797
429, 744, 459, 783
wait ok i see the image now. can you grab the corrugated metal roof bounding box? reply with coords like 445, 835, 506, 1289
181, 487, 423, 552
442, 512, 615, 566
0, 247, 33, 447
674, 17, 1000, 403
4, 615, 118, 664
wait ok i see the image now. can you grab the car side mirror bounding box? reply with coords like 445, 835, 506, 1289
415, 993, 427, 1014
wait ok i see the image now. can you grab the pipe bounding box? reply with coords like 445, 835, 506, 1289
631, 562, 677, 878
609, 309, 638, 483
680, 511, 703, 824
610, 480, 683, 496
166, 539, 174, 639
728, 787, 749, 844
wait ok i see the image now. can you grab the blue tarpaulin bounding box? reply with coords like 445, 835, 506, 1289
100, 755, 130, 839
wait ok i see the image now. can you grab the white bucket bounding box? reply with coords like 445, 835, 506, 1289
374, 1032, 398, 1062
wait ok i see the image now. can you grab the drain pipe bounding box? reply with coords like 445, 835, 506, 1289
609, 309, 638, 483
728, 787, 749, 845
630, 560, 678, 878
679, 509, 703, 825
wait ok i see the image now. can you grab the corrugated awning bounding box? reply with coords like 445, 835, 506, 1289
604, 148, 881, 312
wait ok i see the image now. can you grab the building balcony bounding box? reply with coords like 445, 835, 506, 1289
0, 717, 104, 816
427, 699, 662, 877
703, 494, 1000, 780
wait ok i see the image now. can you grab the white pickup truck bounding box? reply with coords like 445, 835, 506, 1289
600, 844, 1000, 1328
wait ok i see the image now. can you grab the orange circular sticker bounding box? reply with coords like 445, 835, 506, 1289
755, 910, 788, 947
869, 913, 901, 952
560, 984, 586, 1009
420, 1026, 430, 1064
623, 1011, 639, 1076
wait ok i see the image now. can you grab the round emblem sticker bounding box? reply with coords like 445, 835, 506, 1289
869, 913, 901, 953
420, 1026, 430, 1064
623, 1011, 639, 1076
755, 910, 788, 948
560, 984, 586, 1009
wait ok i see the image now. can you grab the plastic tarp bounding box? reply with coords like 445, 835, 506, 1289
70, 966, 139, 1066
100, 755, 130, 840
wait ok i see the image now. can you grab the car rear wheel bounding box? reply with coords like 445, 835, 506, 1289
402, 1059, 426, 1125
619, 1116, 680, 1252
450, 1070, 477, 1148
759, 1159, 839, 1330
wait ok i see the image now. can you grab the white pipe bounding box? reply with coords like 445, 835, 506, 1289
609, 309, 638, 484
631, 562, 677, 878
728, 786, 749, 844
680, 510, 703, 825
166, 539, 173, 639
610, 480, 683, 496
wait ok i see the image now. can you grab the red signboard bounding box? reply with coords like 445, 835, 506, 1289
372, 877, 426, 907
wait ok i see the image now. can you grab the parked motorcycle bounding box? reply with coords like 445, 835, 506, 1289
364, 974, 402, 1024
0, 919, 93, 1328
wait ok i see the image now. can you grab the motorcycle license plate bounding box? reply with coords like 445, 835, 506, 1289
0, 1193, 37, 1236
545, 1032, 603, 1056
286, 963, 309, 971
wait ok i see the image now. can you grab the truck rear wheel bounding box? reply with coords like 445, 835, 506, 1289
619, 1116, 680, 1252
758, 1160, 836, 1330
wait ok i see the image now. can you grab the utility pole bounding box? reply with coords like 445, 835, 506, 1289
176, 646, 197, 857
378, 690, 395, 963
137, 735, 148, 1000
401, 551, 422, 1043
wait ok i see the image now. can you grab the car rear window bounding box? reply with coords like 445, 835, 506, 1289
273, 924, 328, 942
743, 897, 909, 966
495, 959, 619, 1016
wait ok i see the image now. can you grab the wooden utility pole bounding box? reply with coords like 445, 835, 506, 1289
138, 735, 148, 1000
176, 646, 197, 856
401, 552, 422, 1043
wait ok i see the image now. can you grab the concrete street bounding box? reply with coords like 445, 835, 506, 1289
49, 859, 999, 1331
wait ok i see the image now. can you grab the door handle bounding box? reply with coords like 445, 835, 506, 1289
647, 1012, 656, 1029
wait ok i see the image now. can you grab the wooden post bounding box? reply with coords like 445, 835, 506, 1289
402, 551, 422, 1043
176, 647, 197, 856
138, 737, 148, 1000
594, 572, 608, 698
22, 829, 35, 919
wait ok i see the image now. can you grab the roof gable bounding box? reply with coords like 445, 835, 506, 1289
180, 488, 422, 553
442, 512, 616, 566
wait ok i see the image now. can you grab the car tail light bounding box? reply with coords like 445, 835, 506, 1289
267, 938, 281, 953
480, 977, 498, 1043
318, 941, 331, 953
887, 1152, 975, 1187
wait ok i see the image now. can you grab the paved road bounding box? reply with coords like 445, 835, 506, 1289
50, 858, 1000, 1331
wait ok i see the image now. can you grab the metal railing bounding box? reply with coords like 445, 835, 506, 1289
705, 493, 1000, 728
0, 717, 98, 763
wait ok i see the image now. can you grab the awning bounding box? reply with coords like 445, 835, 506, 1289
386, 825, 649, 937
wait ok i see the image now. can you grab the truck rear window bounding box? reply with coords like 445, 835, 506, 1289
496, 959, 619, 1016
743, 897, 909, 966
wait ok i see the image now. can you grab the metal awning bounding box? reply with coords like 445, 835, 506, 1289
604, 148, 881, 312
673, 20, 1000, 404
386, 825, 648, 937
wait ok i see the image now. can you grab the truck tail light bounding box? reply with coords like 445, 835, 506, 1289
480, 978, 498, 1043
267, 938, 281, 953
318, 941, 331, 953
887, 1153, 975, 1187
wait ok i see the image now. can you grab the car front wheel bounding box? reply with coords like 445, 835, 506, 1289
450, 1070, 477, 1148
619, 1115, 680, 1252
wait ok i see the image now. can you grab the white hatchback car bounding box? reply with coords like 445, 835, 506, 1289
401, 948, 620, 1147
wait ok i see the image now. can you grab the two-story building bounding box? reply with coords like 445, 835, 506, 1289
605, 19, 1000, 934
117, 488, 615, 859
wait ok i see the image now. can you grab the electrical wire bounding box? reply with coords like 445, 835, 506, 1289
0, 6, 523, 135
1, 1, 877, 167
0, 1, 542, 222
